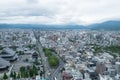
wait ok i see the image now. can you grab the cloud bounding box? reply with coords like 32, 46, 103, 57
27, 0, 38, 3
0, 0, 120, 25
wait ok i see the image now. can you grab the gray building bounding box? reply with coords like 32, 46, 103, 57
115, 62, 120, 74
0, 48, 18, 61
0, 58, 10, 70
96, 62, 106, 75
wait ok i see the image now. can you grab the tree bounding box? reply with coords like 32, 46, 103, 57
3, 73, 8, 80
13, 72, 16, 79
43, 48, 59, 67
34, 59, 39, 65
25, 58, 28, 62
32, 65, 38, 75
61, 67, 65, 72
40, 71, 43, 77
48, 55, 59, 67
17, 73, 20, 79
25, 72, 29, 78
10, 72, 14, 78
19, 66, 25, 78
29, 69, 34, 77
20, 66, 25, 73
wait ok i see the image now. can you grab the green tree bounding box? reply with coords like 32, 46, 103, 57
25, 58, 28, 62
32, 65, 38, 75
29, 69, 33, 77
48, 55, 59, 67
3, 73, 8, 80
19, 66, 26, 78
25, 72, 29, 78
34, 59, 39, 65
10, 72, 14, 78
20, 66, 25, 73
17, 73, 20, 79
61, 67, 65, 72
13, 72, 16, 79
43, 48, 59, 67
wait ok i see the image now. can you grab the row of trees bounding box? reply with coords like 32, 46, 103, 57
43, 48, 59, 67
93, 45, 120, 58
2, 65, 39, 80
19, 65, 38, 78
2, 72, 18, 80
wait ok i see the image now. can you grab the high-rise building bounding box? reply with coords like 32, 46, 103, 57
96, 62, 106, 75
115, 62, 120, 74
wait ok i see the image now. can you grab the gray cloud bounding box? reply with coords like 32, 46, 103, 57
27, 0, 38, 3
0, 0, 120, 25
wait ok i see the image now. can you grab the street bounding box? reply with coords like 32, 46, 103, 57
33, 30, 64, 80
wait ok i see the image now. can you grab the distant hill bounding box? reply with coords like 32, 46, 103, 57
0, 20, 120, 30
90, 21, 120, 30
0, 24, 86, 30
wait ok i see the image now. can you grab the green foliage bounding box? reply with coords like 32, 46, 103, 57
43, 48, 52, 57
48, 55, 59, 67
104, 46, 120, 54
24, 72, 29, 78
43, 48, 59, 67
60, 67, 65, 73
17, 73, 20, 79
29, 69, 34, 77
33, 65, 38, 75
33, 59, 39, 65
3, 73, 8, 80
10, 72, 14, 78
93, 45, 120, 58
20, 66, 25, 72
93, 46, 103, 53
20, 66, 26, 78
25, 58, 28, 62
19, 65, 38, 78
13, 72, 16, 79
103, 46, 120, 58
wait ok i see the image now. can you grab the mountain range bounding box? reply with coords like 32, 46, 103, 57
89, 21, 120, 30
0, 21, 120, 30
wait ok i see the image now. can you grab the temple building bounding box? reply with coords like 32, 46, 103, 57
0, 57, 10, 70
0, 48, 18, 62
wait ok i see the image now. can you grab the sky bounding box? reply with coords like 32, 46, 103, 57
0, 0, 120, 25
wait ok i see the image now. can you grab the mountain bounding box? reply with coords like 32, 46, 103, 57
0, 20, 120, 30
0, 24, 86, 30
90, 21, 120, 30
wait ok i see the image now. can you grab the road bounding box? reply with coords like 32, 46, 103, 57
33, 30, 50, 79
33, 30, 64, 80
49, 52, 64, 80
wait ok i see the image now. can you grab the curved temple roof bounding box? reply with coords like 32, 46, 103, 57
0, 57, 10, 69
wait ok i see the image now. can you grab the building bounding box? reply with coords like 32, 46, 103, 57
32, 52, 38, 59
0, 58, 10, 70
96, 62, 106, 75
0, 48, 18, 62
115, 62, 120, 74
62, 72, 73, 80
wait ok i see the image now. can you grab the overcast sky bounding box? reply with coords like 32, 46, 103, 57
0, 0, 120, 25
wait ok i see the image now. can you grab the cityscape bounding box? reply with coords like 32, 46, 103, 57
0, 29, 120, 80
0, 0, 120, 80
